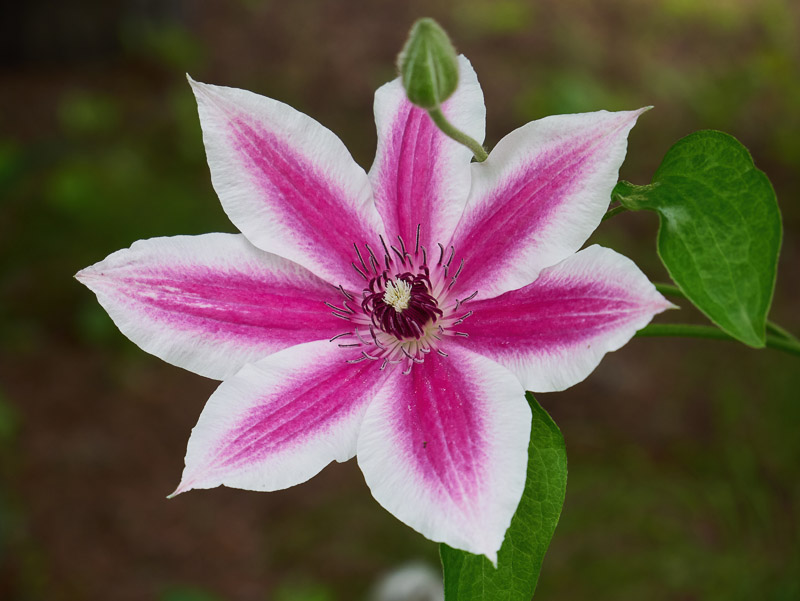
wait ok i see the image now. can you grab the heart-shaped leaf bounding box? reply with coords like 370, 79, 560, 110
440, 393, 567, 600
614, 130, 781, 347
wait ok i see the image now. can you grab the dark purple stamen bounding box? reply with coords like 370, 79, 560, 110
362, 271, 443, 340
329, 228, 480, 372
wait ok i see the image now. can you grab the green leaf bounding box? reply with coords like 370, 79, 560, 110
614, 130, 782, 347
440, 393, 567, 601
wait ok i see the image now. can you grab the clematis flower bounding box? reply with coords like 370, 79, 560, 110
76, 56, 671, 562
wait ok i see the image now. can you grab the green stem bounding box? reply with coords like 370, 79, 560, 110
601, 205, 628, 222
766, 320, 798, 342
428, 107, 488, 162
653, 282, 798, 342
653, 283, 683, 298
636, 323, 800, 357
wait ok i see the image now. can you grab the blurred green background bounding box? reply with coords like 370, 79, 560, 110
1, 0, 799, 599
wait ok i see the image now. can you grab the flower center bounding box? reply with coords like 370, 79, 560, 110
382, 279, 412, 311
326, 226, 477, 374
363, 272, 443, 340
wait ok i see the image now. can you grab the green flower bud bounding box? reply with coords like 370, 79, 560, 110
397, 18, 460, 109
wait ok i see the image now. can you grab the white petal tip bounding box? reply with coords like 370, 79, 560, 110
649, 285, 677, 313
621, 106, 652, 123
74, 267, 96, 284
186, 75, 210, 97
655, 292, 679, 313
167, 482, 191, 499
186, 73, 203, 88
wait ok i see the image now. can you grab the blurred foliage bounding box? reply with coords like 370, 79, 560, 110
455, 0, 534, 34
0, 392, 19, 445
538, 349, 800, 601
273, 580, 335, 601
160, 586, 224, 601
121, 21, 205, 71
0, 0, 798, 599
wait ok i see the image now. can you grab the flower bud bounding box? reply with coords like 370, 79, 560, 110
397, 18, 459, 109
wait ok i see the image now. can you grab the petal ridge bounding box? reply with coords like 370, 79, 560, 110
190, 76, 383, 288
370, 55, 485, 248
176, 340, 388, 494
76, 233, 345, 380
357, 346, 530, 563
456, 244, 673, 392
451, 108, 647, 299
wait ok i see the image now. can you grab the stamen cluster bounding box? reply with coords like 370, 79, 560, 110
363, 272, 442, 339
327, 225, 477, 374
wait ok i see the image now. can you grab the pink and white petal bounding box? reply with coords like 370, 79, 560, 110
190, 77, 383, 289
451, 109, 648, 299
357, 346, 530, 563
370, 55, 485, 250
455, 245, 674, 393
174, 340, 388, 495
76, 233, 346, 381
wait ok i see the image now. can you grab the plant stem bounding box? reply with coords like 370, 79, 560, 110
766, 320, 798, 342
427, 107, 488, 162
653, 283, 683, 298
653, 282, 798, 342
601, 205, 628, 222
636, 323, 800, 357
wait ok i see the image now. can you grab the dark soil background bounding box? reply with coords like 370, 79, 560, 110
1, 1, 799, 600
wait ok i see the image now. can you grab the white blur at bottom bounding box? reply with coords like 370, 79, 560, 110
369, 562, 444, 601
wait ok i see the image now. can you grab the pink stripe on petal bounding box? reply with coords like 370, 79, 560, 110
176, 340, 387, 495
77, 234, 345, 380
376, 105, 443, 245
394, 358, 485, 504
357, 346, 530, 563
191, 77, 382, 289
451, 109, 647, 299
229, 119, 378, 278
457, 245, 674, 392
370, 56, 485, 250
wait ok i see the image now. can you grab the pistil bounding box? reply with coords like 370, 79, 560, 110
383, 280, 412, 311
